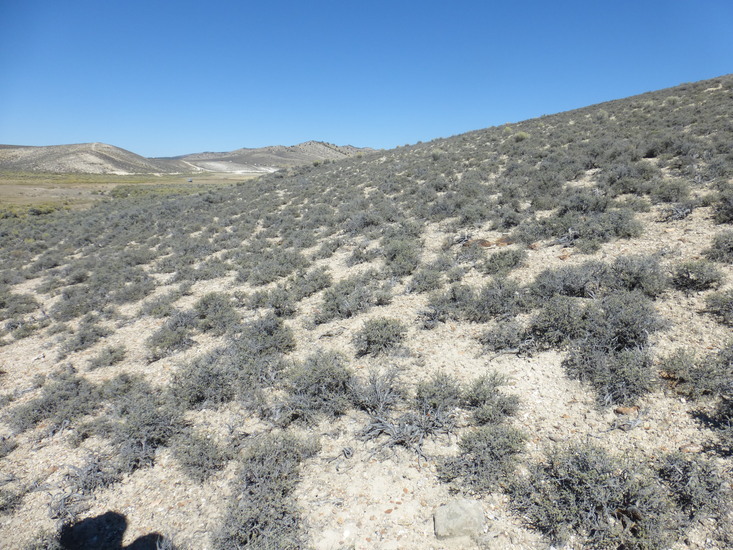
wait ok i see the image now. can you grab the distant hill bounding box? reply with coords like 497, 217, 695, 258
0, 141, 375, 175
168, 141, 375, 173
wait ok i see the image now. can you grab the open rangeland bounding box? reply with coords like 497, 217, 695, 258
1, 75, 732, 549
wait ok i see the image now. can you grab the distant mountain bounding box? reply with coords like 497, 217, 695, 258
0, 141, 376, 175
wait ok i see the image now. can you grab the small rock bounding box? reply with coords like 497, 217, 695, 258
433, 499, 485, 540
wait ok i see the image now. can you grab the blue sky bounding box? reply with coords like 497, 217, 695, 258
1, 0, 731, 157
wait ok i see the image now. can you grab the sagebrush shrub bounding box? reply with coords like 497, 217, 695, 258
713, 185, 733, 224
87, 345, 126, 370
170, 350, 237, 409
280, 350, 355, 424
213, 433, 319, 550
172, 429, 228, 483
510, 443, 674, 548
705, 229, 733, 263
353, 367, 405, 415
353, 317, 407, 356
482, 248, 527, 275
705, 289, 733, 326
60, 317, 111, 358
462, 372, 520, 425
96, 374, 184, 473
480, 319, 526, 353
657, 452, 730, 523
528, 295, 587, 349
672, 260, 724, 292
439, 424, 525, 492
146, 311, 196, 360
10, 370, 100, 434
237, 313, 295, 356
610, 254, 668, 297
407, 268, 443, 294
314, 272, 388, 324
193, 292, 240, 335
563, 345, 656, 405
382, 238, 421, 276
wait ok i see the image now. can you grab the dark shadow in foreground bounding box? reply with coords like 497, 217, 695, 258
58, 511, 170, 550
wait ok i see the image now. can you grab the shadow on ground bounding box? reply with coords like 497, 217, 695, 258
58, 511, 168, 549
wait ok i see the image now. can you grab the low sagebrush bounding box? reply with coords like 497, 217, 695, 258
353, 317, 407, 356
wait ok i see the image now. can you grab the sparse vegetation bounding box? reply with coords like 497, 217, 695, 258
510, 443, 675, 549
1, 74, 733, 548
353, 317, 407, 356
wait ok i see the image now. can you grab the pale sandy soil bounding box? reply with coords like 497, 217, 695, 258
0, 199, 731, 549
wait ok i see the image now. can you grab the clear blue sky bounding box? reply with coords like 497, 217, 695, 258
1, 0, 731, 157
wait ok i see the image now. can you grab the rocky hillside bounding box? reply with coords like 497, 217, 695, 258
0, 74, 732, 549
0, 141, 375, 175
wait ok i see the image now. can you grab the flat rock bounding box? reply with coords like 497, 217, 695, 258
433, 499, 485, 540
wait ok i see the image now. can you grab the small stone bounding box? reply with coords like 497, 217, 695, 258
433, 499, 485, 540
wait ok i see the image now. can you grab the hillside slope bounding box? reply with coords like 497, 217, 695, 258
0, 141, 376, 175
0, 142, 190, 174
172, 141, 374, 173
0, 74, 732, 549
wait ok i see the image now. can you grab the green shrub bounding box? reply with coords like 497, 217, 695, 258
713, 185, 733, 224
423, 283, 475, 327
249, 286, 297, 318
139, 289, 181, 318
705, 229, 733, 263
247, 249, 309, 287
528, 296, 587, 349
383, 238, 421, 276
510, 443, 674, 549
584, 291, 662, 352
532, 260, 611, 300
480, 320, 526, 353
0, 291, 39, 321
471, 278, 527, 321
425, 279, 526, 325
415, 372, 463, 415
314, 272, 387, 324
60, 318, 111, 358
611, 254, 668, 297
440, 425, 525, 492
353, 317, 407, 356
650, 178, 689, 204
289, 267, 332, 300
671, 260, 724, 292
346, 242, 379, 266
